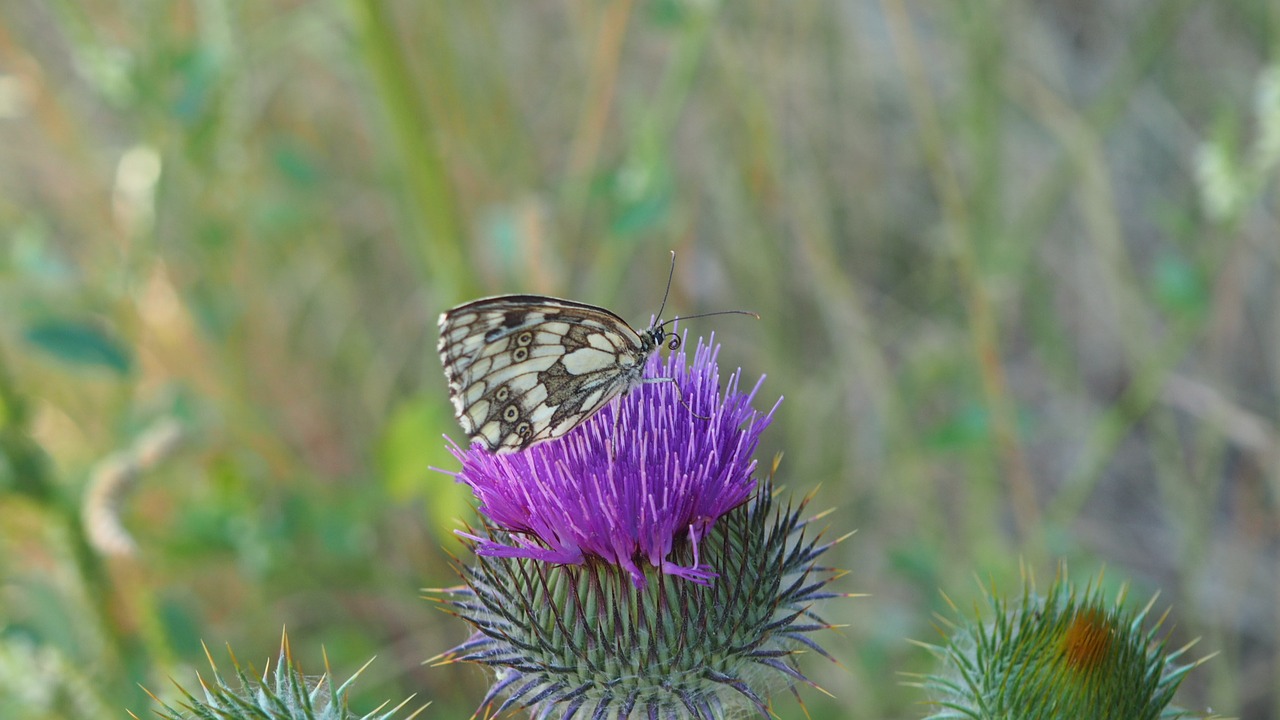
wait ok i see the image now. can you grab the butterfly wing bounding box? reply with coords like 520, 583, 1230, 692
438, 295, 652, 453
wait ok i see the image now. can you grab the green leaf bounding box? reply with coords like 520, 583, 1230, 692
171, 47, 220, 124
271, 136, 321, 187
924, 402, 990, 451
377, 394, 472, 541
22, 320, 132, 374
602, 159, 675, 238
1152, 254, 1207, 316
610, 188, 672, 237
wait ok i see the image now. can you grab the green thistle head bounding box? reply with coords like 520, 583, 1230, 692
433, 465, 847, 719
912, 566, 1213, 720
135, 632, 423, 720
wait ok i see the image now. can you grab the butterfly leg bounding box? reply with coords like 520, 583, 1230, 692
642, 377, 712, 421
606, 403, 622, 461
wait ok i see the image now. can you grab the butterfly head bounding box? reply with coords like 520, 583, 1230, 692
642, 323, 683, 354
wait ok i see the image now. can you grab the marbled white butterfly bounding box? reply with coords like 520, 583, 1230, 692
438, 258, 755, 453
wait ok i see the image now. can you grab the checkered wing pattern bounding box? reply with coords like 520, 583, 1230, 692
438, 295, 659, 453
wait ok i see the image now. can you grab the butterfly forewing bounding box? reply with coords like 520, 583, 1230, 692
438, 295, 657, 453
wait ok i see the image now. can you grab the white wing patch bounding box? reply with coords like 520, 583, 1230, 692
562, 347, 618, 375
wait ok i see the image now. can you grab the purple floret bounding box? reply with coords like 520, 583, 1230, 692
446, 336, 777, 587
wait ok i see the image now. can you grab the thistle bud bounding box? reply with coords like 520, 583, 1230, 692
137, 632, 422, 720
913, 567, 1212, 720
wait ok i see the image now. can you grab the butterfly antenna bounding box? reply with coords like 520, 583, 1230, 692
653, 250, 677, 323
658, 309, 760, 330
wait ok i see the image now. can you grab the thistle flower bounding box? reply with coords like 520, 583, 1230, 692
135, 632, 423, 720
435, 338, 846, 719
911, 566, 1213, 720
445, 337, 777, 587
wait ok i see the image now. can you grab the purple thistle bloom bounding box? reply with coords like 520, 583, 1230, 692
433, 333, 847, 719
445, 335, 777, 587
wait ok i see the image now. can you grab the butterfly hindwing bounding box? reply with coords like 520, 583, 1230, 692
438, 295, 656, 453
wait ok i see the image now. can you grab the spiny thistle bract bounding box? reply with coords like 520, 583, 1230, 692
911, 567, 1213, 720
135, 632, 424, 720
434, 338, 847, 718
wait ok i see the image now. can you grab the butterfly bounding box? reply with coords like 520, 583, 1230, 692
437, 257, 756, 453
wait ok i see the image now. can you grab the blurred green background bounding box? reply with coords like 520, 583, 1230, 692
1, 0, 1277, 718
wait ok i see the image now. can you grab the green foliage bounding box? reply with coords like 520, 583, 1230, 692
0, 635, 116, 720
376, 394, 467, 518
22, 320, 133, 375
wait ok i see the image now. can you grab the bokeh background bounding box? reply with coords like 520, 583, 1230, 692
2, 1, 1278, 718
